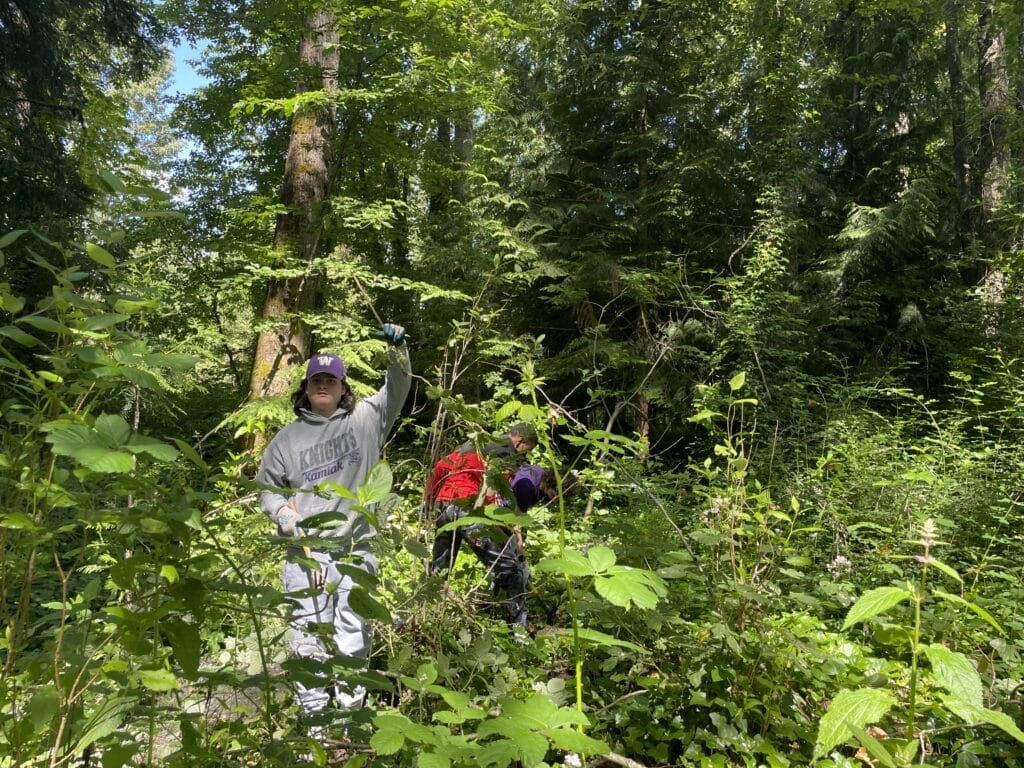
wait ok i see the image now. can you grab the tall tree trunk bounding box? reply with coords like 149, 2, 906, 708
973, 2, 1009, 296
429, 119, 452, 215
974, 4, 1009, 243
452, 114, 472, 203
1014, 29, 1024, 239
944, 0, 971, 246
246, 9, 339, 411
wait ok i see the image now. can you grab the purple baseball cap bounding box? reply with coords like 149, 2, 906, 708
306, 353, 346, 380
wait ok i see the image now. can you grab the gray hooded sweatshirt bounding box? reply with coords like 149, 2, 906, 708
257, 346, 411, 545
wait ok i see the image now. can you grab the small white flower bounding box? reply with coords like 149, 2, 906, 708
563, 753, 583, 768
827, 554, 853, 576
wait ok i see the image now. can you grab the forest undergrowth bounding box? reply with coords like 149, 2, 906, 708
2, 237, 1024, 768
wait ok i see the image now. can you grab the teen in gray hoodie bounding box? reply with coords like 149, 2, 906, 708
256, 323, 410, 717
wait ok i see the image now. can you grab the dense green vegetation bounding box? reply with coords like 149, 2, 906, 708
3, 0, 1024, 766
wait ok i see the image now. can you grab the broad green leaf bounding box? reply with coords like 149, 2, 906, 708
729, 371, 746, 391
98, 170, 127, 194
926, 557, 962, 583
901, 469, 936, 484
417, 752, 451, 768
475, 717, 547, 767
100, 365, 163, 390
44, 422, 135, 473
842, 586, 913, 630
896, 738, 919, 763
814, 688, 895, 758
477, 738, 521, 768
943, 696, 1024, 742
546, 728, 609, 755
514, 404, 544, 423
306, 740, 326, 766
933, 590, 1004, 635
72, 696, 129, 756
976, 707, 1024, 743
533, 550, 594, 577
317, 481, 357, 501
923, 644, 982, 707
2, 291, 24, 313
516, 731, 550, 766
20, 316, 70, 335
688, 408, 720, 424
301, 510, 350, 531
85, 242, 115, 267
29, 687, 59, 730
496, 694, 561, 727
76, 446, 134, 474
369, 726, 405, 754
0, 299, 27, 325
434, 708, 473, 724
594, 571, 663, 610
437, 689, 472, 709
127, 434, 179, 461
82, 313, 129, 331
140, 517, 170, 534
112, 297, 157, 314
372, 713, 411, 729
348, 585, 391, 624
413, 662, 439, 687
172, 438, 208, 471
1, 512, 40, 530
0, 324, 40, 346
138, 668, 179, 691
587, 546, 616, 572
0, 229, 28, 249
162, 619, 201, 680
550, 627, 644, 652
94, 413, 131, 444
495, 400, 523, 422
359, 461, 393, 504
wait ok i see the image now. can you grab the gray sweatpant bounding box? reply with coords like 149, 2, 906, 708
282, 546, 378, 714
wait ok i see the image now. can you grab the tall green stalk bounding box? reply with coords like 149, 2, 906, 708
522, 367, 586, 720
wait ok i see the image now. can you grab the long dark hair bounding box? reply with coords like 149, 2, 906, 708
291, 379, 356, 416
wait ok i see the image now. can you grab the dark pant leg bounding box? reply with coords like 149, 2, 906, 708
466, 530, 529, 626
429, 503, 465, 576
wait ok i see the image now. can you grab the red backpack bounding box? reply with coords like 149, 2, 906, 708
426, 449, 495, 505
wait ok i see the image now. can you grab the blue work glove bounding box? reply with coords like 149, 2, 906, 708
377, 323, 406, 346
276, 504, 302, 537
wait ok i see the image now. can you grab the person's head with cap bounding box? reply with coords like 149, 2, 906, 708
292, 352, 355, 417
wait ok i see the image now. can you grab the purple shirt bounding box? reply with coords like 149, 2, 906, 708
511, 464, 545, 512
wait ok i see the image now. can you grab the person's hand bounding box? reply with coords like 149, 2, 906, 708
377, 322, 406, 346
276, 504, 302, 537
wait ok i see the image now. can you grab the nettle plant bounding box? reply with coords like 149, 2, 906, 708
687, 372, 809, 622
813, 518, 1024, 767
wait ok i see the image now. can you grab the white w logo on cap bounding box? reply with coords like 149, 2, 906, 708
317, 355, 333, 365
